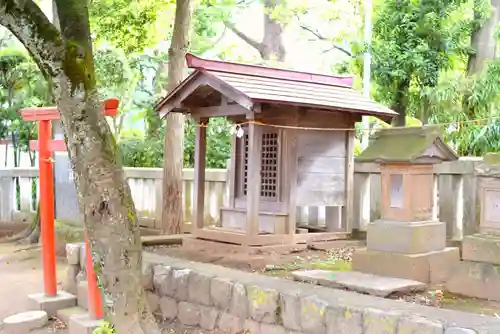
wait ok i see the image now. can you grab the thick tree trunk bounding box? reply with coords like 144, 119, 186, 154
162, 0, 193, 234
0, 0, 160, 332
468, 0, 500, 75
464, 0, 500, 118
391, 80, 410, 126
226, 0, 286, 62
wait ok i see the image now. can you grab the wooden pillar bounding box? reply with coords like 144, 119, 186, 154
246, 122, 262, 236
284, 129, 298, 235
343, 130, 355, 233
193, 118, 207, 230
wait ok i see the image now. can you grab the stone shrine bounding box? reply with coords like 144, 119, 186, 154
446, 153, 500, 300
352, 126, 460, 284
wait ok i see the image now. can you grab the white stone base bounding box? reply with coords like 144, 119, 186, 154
2, 310, 48, 334
27, 291, 77, 318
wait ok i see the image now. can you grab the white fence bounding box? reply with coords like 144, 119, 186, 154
0, 159, 484, 239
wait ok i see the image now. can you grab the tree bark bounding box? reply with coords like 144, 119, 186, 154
0, 1, 159, 332
464, 0, 500, 118
391, 80, 410, 126
226, 0, 286, 61
162, 0, 193, 235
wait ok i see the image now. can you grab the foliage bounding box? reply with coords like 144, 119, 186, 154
89, 0, 174, 54
371, 0, 474, 123
92, 321, 115, 334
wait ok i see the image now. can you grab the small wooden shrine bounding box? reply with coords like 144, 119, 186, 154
156, 54, 397, 246
356, 126, 459, 222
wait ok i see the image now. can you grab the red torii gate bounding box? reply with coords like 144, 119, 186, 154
20, 98, 119, 319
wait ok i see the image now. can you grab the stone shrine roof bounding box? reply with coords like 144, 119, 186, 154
356, 125, 459, 164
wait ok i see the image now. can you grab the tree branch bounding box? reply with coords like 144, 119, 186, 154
224, 20, 263, 53
299, 24, 353, 57
0, 0, 64, 77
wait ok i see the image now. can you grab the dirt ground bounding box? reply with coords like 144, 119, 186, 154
0, 242, 69, 333
147, 243, 500, 317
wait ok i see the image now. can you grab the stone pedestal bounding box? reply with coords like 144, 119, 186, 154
353, 220, 460, 284
446, 233, 500, 301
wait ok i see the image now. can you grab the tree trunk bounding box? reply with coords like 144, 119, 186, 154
0, 1, 160, 332
162, 0, 193, 235
464, 0, 500, 117
391, 80, 410, 126
226, 0, 286, 62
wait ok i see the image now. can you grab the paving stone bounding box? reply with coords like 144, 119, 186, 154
445, 327, 477, 334
147, 292, 160, 313
363, 308, 401, 334
291, 270, 427, 297
280, 291, 302, 332
153, 265, 173, 297
325, 304, 363, 334
211, 277, 233, 311
142, 263, 154, 291
244, 319, 262, 334
217, 312, 243, 333
188, 271, 213, 306
261, 323, 287, 334
159, 296, 178, 320
66, 243, 80, 265
199, 306, 219, 331
300, 295, 327, 334
172, 268, 191, 301
397, 316, 444, 334
2, 310, 48, 333
178, 302, 200, 327
230, 282, 248, 318
247, 285, 279, 324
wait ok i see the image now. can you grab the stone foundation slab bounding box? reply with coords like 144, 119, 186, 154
366, 220, 446, 254
27, 291, 77, 318
446, 260, 500, 301
352, 247, 460, 284
462, 233, 500, 265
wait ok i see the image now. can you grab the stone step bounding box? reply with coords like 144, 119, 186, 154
291, 270, 427, 297
56, 306, 87, 324
77, 281, 89, 311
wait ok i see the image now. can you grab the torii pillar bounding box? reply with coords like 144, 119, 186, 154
22, 99, 119, 319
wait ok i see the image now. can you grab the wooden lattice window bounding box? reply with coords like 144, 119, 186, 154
240, 129, 280, 200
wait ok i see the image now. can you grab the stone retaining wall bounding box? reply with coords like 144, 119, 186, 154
65, 247, 500, 333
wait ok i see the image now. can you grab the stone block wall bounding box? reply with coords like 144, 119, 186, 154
65, 247, 500, 333
141, 253, 500, 334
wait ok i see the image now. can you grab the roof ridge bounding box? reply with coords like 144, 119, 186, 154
186, 53, 354, 88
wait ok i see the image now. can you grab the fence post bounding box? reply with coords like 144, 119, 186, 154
0, 171, 14, 223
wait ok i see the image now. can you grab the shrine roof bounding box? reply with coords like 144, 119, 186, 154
356, 125, 459, 164
155, 54, 397, 121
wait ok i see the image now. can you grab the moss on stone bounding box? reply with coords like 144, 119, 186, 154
356, 125, 458, 163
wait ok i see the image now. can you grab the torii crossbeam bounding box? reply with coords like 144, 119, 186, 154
21, 98, 119, 319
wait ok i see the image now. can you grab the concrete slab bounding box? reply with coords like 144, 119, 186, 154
77, 281, 88, 310
462, 233, 500, 265
28, 291, 77, 318
291, 270, 427, 297
367, 220, 446, 254
56, 306, 87, 324
2, 310, 48, 334
352, 247, 460, 284
68, 314, 103, 334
